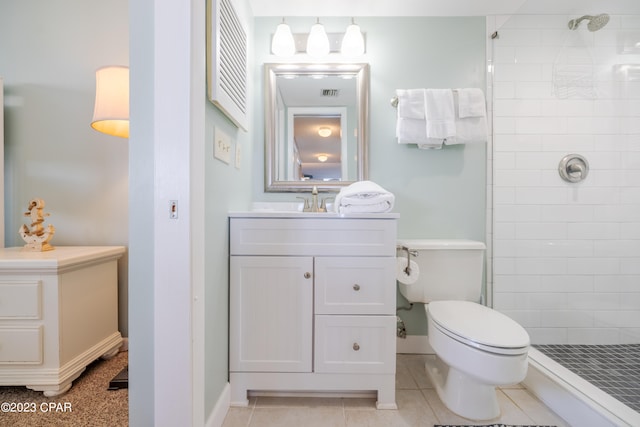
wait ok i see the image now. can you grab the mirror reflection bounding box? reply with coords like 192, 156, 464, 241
265, 63, 369, 192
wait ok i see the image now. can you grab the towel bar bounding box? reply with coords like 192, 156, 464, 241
391, 89, 465, 108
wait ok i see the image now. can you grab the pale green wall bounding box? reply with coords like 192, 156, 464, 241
204, 0, 255, 417
0, 0, 130, 332
254, 17, 487, 334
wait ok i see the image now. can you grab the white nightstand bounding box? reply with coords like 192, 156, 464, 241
0, 246, 125, 396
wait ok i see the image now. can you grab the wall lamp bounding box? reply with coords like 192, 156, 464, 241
91, 65, 129, 138
271, 18, 365, 58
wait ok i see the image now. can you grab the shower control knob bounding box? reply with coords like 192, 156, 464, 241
352, 343, 360, 351
353, 284, 360, 291
559, 154, 589, 183
304, 272, 311, 279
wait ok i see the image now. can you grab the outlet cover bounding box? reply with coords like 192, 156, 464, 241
214, 127, 232, 164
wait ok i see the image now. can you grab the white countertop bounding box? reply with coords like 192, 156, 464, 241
229, 211, 399, 219
230, 202, 399, 219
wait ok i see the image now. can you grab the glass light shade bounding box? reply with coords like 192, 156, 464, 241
317, 154, 328, 162
318, 126, 332, 137
306, 21, 330, 57
271, 21, 295, 56
341, 22, 365, 56
91, 66, 129, 138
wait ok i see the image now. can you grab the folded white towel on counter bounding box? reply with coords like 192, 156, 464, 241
425, 89, 456, 140
395, 89, 425, 120
334, 180, 395, 214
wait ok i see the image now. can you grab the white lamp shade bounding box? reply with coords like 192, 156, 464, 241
272, 21, 295, 56
306, 21, 330, 57
341, 23, 365, 56
91, 66, 129, 138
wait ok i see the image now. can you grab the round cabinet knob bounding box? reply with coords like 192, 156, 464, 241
304, 272, 311, 279
353, 342, 360, 351
352, 284, 360, 291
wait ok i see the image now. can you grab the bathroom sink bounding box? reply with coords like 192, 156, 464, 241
236, 202, 399, 219
250, 202, 335, 213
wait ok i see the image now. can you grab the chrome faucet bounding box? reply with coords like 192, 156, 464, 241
310, 186, 320, 212
297, 186, 322, 212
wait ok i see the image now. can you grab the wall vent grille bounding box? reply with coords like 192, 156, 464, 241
321, 89, 340, 97
208, 0, 248, 130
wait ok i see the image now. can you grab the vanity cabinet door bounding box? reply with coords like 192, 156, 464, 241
230, 256, 313, 373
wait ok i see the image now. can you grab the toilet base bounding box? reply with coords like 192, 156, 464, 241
425, 356, 500, 421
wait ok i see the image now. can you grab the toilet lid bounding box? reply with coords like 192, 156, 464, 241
428, 301, 530, 354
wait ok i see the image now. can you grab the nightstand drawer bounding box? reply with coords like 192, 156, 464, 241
314, 315, 395, 374
0, 281, 41, 319
315, 257, 395, 315
0, 327, 43, 364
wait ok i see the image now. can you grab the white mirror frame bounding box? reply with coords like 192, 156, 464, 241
264, 63, 369, 192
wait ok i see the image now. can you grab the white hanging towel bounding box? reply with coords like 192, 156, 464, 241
457, 88, 486, 118
446, 88, 488, 145
396, 89, 425, 120
395, 89, 428, 145
424, 89, 456, 139
333, 180, 395, 214
415, 89, 455, 150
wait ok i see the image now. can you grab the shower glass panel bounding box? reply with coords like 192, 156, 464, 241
490, 12, 640, 414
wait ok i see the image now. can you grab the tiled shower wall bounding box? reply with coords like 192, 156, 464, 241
491, 15, 640, 345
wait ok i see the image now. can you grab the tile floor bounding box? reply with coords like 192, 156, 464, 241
535, 344, 640, 413
222, 354, 570, 427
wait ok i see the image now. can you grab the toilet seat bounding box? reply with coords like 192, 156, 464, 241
427, 301, 529, 356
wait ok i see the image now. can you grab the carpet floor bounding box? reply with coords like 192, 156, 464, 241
0, 350, 128, 426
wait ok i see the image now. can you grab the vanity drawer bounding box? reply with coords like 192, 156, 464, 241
314, 315, 395, 374
230, 218, 396, 256
315, 257, 395, 315
0, 326, 43, 364
0, 281, 41, 319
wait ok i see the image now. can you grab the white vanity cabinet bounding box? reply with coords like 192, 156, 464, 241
229, 213, 398, 409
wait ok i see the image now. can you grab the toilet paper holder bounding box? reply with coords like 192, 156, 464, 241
396, 245, 418, 275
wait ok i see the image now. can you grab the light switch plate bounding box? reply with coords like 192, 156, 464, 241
214, 127, 231, 164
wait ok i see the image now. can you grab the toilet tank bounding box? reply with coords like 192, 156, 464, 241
397, 239, 486, 303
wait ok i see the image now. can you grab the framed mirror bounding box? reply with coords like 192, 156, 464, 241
264, 63, 369, 192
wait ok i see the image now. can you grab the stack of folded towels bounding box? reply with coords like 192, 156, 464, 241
395, 88, 487, 149
333, 180, 395, 214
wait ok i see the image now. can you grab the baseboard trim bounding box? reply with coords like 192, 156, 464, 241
205, 382, 230, 427
396, 335, 434, 354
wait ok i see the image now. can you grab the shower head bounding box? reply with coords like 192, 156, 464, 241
568, 13, 610, 32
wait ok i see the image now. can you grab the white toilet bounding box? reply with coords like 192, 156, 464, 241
397, 239, 530, 421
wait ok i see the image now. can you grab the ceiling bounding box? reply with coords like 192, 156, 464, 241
249, 0, 640, 17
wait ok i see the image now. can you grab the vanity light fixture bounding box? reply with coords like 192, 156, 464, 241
271, 18, 295, 56
91, 66, 129, 138
271, 18, 366, 58
318, 126, 332, 137
317, 154, 328, 162
341, 18, 365, 56
306, 18, 330, 57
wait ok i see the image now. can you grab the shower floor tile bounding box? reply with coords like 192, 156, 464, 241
534, 344, 640, 412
